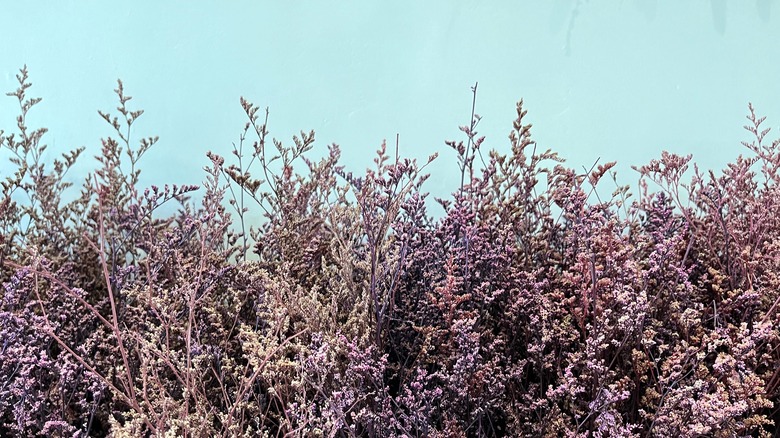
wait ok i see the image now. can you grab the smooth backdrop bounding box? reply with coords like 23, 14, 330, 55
1, 1, 779, 215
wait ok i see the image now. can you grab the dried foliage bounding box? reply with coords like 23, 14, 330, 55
1, 66, 778, 437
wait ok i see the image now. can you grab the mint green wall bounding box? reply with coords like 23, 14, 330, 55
2, 2, 778, 212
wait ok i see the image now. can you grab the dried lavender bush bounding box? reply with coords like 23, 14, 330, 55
1, 66, 778, 437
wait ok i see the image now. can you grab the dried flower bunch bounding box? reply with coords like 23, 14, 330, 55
1, 67, 778, 437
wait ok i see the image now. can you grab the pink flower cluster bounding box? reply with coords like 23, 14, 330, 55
1, 67, 778, 436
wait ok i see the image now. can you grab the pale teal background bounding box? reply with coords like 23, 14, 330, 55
1, 1, 779, 215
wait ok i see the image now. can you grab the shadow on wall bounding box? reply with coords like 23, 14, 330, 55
550, 0, 773, 54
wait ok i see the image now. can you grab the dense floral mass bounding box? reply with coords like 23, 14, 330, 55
1, 66, 779, 437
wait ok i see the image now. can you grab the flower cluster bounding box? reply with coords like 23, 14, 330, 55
1, 67, 778, 436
